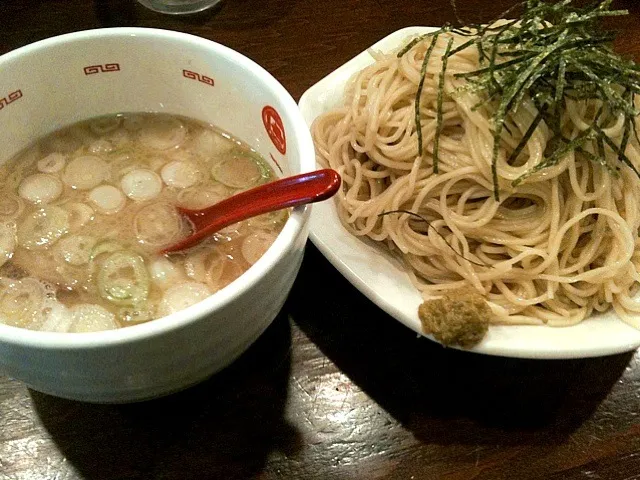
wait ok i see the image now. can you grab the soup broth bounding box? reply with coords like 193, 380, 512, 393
0, 113, 286, 332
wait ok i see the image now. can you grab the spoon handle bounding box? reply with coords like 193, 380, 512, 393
162, 169, 341, 253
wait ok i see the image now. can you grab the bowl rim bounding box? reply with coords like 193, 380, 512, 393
0, 27, 315, 349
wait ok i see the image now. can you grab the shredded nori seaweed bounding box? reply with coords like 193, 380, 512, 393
434, 37, 454, 174
399, 0, 640, 201
414, 34, 440, 167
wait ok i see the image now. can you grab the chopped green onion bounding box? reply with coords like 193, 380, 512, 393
97, 250, 150, 306
18, 206, 69, 250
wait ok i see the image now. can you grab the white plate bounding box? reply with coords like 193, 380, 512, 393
299, 26, 640, 359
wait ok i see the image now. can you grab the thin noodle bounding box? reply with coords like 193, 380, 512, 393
312, 31, 640, 327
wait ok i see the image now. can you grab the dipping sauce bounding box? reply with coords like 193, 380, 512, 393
0, 113, 286, 332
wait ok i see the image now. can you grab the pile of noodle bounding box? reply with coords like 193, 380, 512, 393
311, 30, 640, 328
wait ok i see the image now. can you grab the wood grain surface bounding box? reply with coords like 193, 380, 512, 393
2, 1, 640, 479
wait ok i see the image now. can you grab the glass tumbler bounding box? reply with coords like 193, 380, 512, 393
137, 0, 222, 15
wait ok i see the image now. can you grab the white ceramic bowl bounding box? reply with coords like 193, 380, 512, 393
0, 28, 315, 402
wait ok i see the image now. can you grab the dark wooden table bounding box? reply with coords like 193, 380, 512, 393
3, 0, 640, 478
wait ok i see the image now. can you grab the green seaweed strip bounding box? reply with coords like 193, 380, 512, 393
507, 111, 544, 166
447, 37, 475, 57
619, 90, 633, 159
455, 52, 538, 78
596, 135, 606, 163
433, 37, 455, 174
414, 34, 440, 163
475, 37, 487, 64
490, 127, 503, 200
574, 63, 634, 115
490, 32, 573, 199
563, 104, 617, 175
513, 128, 595, 185
397, 27, 446, 58
487, 22, 516, 92
595, 125, 640, 179
633, 93, 640, 146
574, 146, 619, 175
397, 34, 431, 58
451, 27, 476, 36
620, 115, 632, 164
553, 58, 566, 133
502, 121, 514, 137
502, 32, 569, 114
397, 0, 640, 194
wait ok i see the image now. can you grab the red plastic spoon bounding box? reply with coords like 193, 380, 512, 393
161, 168, 341, 254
